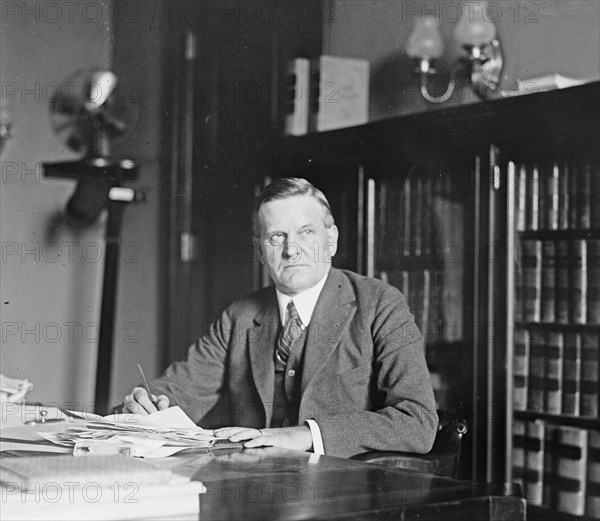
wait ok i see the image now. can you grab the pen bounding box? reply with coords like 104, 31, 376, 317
137, 364, 158, 408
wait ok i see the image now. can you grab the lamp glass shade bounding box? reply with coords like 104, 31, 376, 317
454, 2, 497, 46
406, 15, 444, 59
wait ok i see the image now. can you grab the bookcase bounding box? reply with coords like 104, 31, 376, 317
267, 82, 599, 517
505, 110, 600, 519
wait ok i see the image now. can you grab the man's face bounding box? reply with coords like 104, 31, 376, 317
255, 195, 339, 296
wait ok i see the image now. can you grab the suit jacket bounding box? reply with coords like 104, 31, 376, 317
151, 268, 438, 458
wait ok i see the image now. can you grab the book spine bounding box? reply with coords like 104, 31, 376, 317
427, 268, 443, 345
514, 261, 524, 322
545, 162, 560, 230
587, 430, 600, 518
422, 269, 431, 347
422, 173, 434, 258
411, 174, 423, 256
527, 165, 541, 230
588, 239, 600, 325
522, 240, 542, 322
402, 176, 411, 257
591, 156, 600, 229
525, 420, 545, 505
544, 331, 564, 414
541, 241, 556, 322
538, 164, 546, 230
543, 423, 558, 510
517, 164, 527, 232
580, 332, 599, 417
555, 426, 588, 516
558, 161, 570, 230
408, 270, 425, 333
401, 270, 410, 302
375, 179, 388, 261
512, 419, 526, 491
528, 331, 546, 412
513, 328, 530, 411
555, 240, 570, 323
570, 240, 588, 324
568, 161, 579, 229
440, 175, 464, 342
579, 159, 592, 229
284, 58, 310, 136
386, 178, 401, 262
562, 332, 581, 415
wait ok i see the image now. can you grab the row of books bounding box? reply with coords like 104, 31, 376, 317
515, 158, 600, 232
375, 167, 459, 260
516, 239, 600, 325
285, 55, 369, 135
513, 328, 599, 417
375, 170, 464, 346
512, 420, 599, 518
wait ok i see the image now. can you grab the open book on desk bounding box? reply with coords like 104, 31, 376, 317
0, 454, 206, 521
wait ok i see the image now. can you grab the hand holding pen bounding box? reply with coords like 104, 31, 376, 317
121, 365, 170, 415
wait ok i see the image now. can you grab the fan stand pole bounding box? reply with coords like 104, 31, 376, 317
93, 199, 126, 415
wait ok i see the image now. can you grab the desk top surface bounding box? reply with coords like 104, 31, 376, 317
166, 447, 524, 521
1, 405, 524, 521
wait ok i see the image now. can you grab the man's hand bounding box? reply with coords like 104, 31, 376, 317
214, 425, 313, 452
122, 387, 170, 415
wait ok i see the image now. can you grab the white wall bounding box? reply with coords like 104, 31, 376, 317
325, 0, 600, 119
0, 0, 161, 410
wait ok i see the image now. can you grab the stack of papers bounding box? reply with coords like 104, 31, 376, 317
37, 407, 223, 458
1, 454, 206, 520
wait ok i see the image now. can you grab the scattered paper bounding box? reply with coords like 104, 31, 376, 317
39, 407, 222, 458
67, 406, 202, 430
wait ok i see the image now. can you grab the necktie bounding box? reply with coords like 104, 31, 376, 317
277, 301, 303, 364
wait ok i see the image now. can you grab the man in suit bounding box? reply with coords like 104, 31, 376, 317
122, 178, 437, 458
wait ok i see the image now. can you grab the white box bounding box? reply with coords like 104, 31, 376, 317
310, 55, 369, 132
284, 58, 310, 136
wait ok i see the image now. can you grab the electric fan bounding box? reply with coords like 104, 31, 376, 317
45, 69, 140, 222
43, 69, 143, 414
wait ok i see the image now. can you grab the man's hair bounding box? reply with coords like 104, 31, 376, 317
253, 177, 335, 236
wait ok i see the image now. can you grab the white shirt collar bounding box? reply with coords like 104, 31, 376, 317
275, 272, 329, 327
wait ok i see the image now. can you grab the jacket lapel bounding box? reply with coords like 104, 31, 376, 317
301, 269, 357, 394
248, 290, 278, 426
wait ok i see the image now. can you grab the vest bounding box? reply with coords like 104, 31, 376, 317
270, 325, 308, 428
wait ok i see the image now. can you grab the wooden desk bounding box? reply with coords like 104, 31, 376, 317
173, 447, 524, 521
0, 445, 524, 520
1, 406, 524, 520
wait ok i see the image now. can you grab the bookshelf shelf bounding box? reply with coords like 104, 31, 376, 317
514, 411, 600, 430
269, 82, 600, 171
515, 322, 600, 333
519, 229, 600, 240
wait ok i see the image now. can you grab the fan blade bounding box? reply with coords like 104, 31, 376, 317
102, 113, 129, 133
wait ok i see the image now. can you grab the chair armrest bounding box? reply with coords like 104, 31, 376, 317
351, 412, 468, 478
